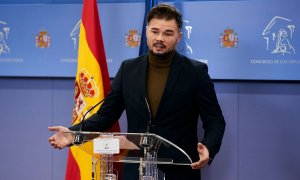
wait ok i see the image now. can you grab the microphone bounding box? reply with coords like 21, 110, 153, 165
144, 97, 152, 133
140, 97, 153, 148
73, 95, 112, 145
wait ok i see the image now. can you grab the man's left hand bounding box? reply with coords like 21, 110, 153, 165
191, 143, 210, 169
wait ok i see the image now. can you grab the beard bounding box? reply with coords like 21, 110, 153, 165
150, 49, 174, 59
149, 43, 176, 59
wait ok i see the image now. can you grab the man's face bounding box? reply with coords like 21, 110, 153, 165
146, 18, 182, 57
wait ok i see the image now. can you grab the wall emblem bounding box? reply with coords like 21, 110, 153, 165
0, 20, 10, 55
35, 30, 51, 48
177, 19, 193, 54
125, 29, 141, 48
220, 28, 238, 48
262, 16, 296, 56
70, 20, 81, 50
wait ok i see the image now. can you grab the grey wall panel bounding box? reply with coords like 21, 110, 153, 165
201, 82, 239, 180
51, 79, 75, 180
1, 78, 300, 180
238, 82, 300, 180
0, 78, 53, 179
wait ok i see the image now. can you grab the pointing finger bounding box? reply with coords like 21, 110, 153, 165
48, 126, 60, 132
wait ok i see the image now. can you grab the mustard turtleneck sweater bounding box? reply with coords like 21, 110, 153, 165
147, 50, 175, 118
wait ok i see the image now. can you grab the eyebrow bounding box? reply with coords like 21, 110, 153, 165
150, 27, 175, 33
165, 30, 175, 33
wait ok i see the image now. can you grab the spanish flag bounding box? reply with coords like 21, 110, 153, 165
65, 0, 120, 179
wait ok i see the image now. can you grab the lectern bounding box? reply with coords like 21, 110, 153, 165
64, 131, 193, 180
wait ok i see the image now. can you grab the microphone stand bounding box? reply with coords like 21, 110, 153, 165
139, 97, 158, 180
140, 97, 152, 147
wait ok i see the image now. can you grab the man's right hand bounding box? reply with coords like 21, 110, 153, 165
48, 126, 72, 149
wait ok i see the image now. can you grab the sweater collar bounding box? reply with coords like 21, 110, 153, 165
148, 50, 175, 68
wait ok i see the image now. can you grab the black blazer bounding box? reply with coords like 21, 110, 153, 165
70, 51, 225, 163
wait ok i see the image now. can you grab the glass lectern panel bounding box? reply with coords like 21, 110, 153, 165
64, 131, 192, 165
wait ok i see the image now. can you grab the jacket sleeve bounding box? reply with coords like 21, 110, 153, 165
196, 64, 226, 163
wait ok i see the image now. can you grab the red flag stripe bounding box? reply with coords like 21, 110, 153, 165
65, 150, 81, 180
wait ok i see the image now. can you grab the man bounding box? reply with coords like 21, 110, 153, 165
49, 4, 225, 180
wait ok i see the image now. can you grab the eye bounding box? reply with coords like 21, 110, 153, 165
164, 32, 174, 37
152, 30, 159, 34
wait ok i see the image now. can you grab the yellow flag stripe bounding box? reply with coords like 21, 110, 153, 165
71, 21, 105, 180
73, 23, 105, 125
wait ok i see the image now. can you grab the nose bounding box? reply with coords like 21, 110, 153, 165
156, 33, 165, 42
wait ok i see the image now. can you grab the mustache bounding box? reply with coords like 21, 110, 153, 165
153, 41, 166, 48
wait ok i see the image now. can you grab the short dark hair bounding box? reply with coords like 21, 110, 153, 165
147, 4, 182, 31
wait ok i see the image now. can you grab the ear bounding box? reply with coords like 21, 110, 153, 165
177, 31, 183, 44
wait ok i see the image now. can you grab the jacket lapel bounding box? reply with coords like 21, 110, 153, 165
138, 55, 148, 98
136, 55, 150, 114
